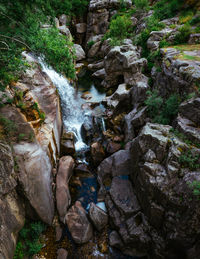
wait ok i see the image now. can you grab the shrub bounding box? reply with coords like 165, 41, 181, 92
87, 40, 95, 48
153, 0, 183, 20
179, 150, 200, 170
14, 221, 46, 258
145, 90, 163, 119
134, 0, 149, 11
174, 24, 191, 44
189, 181, 200, 198
106, 15, 132, 40
145, 92, 180, 125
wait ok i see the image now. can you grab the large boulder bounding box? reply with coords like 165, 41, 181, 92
65, 201, 93, 244
74, 44, 86, 61
175, 97, 200, 144
102, 40, 148, 88
91, 142, 105, 165
129, 123, 200, 257
89, 202, 108, 231
56, 156, 75, 223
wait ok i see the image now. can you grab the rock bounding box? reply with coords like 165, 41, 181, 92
129, 122, 200, 257
76, 23, 87, 34
75, 163, 92, 177
56, 156, 75, 223
105, 83, 132, 114
65, 201, 93, 244
59, 14, 70, 26
89, 202, 108, 231
88, 41, 102, 58
14, 142, 55, 225
92, 68, 106, 79
61, 131, 75, 156
81, 92, 92, 100
57, 248, 68, 259
74, 44, 86, 61
0, 190, 25, 259
58, 25, 72, 40
103, 41, 147, 88
0, 142, 16, 196
188, 33, 200, 44
153, 46, 200, 97
91, 142, 105, 165
124, 107, 147, 142
179, 97, 200, 125
89, 0, 132, 11
88, 61, 104, 71
106, 141, 121, 154
55, 225, 63, 242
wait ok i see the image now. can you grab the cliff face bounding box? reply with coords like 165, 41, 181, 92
0, 53, 62, 259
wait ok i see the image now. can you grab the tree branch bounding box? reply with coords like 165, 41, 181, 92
0, 35, 32, 51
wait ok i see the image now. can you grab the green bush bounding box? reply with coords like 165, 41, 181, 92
174, 24, 191, 44
189, 181, 200, 197
153, 0, 183, 20
106, 15, 132, 41
87, 40, 95, 48
134, 0, 149, 11
14, 221, 46, 258
145, 91, 180, 125
145, 90, 163, 119
179, 150, 200, 170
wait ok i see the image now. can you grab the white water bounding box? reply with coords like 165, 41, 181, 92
39, 59, 89, 153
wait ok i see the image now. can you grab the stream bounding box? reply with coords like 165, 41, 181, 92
39, 60, 136, 259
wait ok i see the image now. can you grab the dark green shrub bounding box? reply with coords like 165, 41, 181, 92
107, 15, 132, 40
134, 0, 149, 11
87, 40, 95, 48
153, 0, 183, 20
14, 221, 46, 258
174, 24, 191, 44
145, 90, 163, 119
145, 92, 180, 125
179, 150, 200, 170
189, 181, 200, 197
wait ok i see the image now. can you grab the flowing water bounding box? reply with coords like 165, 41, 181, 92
39, 59, 137, 259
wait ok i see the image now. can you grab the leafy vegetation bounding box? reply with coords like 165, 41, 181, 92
0, 0, 89, 90
133, 0, 149, 11
104, 14, 133, 46
179, 150, 200, 170
189, 181, 200, 198
145, 91, 180, 125
174, 24, 191, 45
14, 221, 46, 259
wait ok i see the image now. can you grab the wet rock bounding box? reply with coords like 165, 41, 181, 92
55, 225, 63, 242
65, 201, 93, 244
81, 91, 93, 100
76, 23, 87, 34
92, 68, 106, 79
75, 163, 92, 177
89, 202, 108, 231
74, 44, 86, 61
106, 141, 121, 154
105, 84, 132, 114
56, 156, 75, 223
91, 142, 105, 165
61, 131, 75, 156
57, 248, 68, 259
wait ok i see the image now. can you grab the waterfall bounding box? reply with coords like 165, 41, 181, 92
39, 58, 89, 155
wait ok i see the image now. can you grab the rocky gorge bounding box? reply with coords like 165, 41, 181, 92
1, 0, 200, 258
